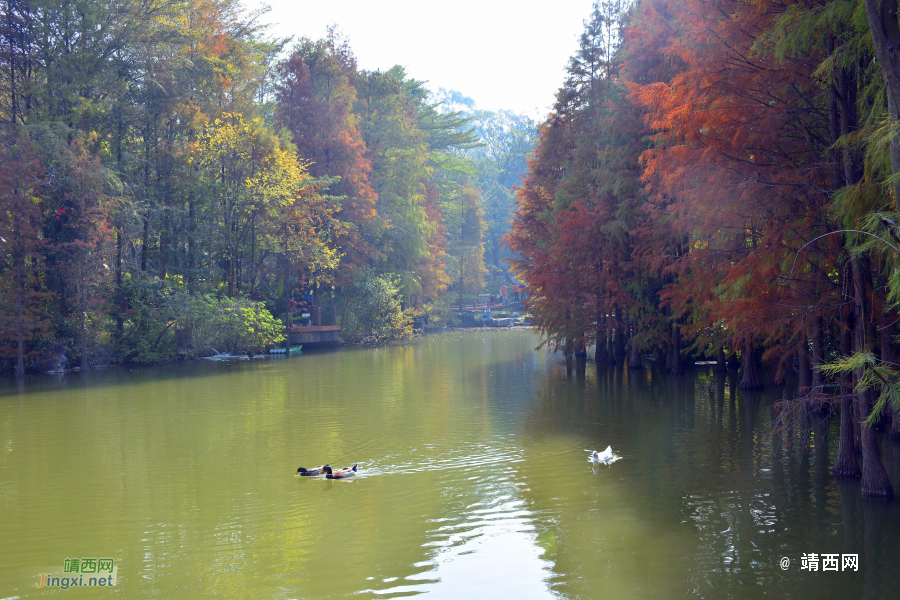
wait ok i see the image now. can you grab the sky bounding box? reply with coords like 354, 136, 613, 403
254, 0, 597, 117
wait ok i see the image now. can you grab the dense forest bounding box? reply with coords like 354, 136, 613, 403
0, 1, 534, 370
507, 0, 900, 498
6, 0, 900, 498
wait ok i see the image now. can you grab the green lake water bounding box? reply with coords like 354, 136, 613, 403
2, 329, 899, 599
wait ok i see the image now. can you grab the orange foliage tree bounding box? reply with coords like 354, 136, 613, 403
508, 0, 897, 496
631, 0, 840, 388
275, 33, 380, 276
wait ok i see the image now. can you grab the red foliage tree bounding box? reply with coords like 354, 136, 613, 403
0, 135, 50, 376
507, 1, 656, 364
630, 0, 840, 386
45, 135, 118, 372
274, 34, 380, 276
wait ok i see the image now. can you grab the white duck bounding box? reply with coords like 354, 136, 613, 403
588, 446, 615, 464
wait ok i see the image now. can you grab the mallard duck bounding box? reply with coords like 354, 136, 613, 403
588, 446, 614, 464
323, 464, 357, 479
296, 464, 329, 477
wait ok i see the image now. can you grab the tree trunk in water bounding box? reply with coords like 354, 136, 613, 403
671, 321, 683, 376
726, 349, 739, 370
850, 255, 893, 497
798, 331, 811, 394
595, 309, 605, 363
575, 343, 587, 377
614, 307, 626, 357
739, 341, 763, 390
606, 329, 616, 365
627, 342, 642, 369
594, 310, 606, 364
812, 316, 825, 390
715, 347, 727, 372
860, 388, 894, 497
833, 391, 862, 478
833, 266, 859, 477
813, 414, 831, 474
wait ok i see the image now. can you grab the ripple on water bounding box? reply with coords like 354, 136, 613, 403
348, 438, 552, 599
359, 440, 524, 478
3, 331, 890, 600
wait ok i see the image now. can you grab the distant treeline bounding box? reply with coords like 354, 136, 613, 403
507, 0, 900, 498
0, 1, 535, 370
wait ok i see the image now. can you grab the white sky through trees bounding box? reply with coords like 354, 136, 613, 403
258, 0, 596, 117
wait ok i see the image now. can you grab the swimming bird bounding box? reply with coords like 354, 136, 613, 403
323, 464, 358, 479
296, 465, 329, 477
588, 446, 615, 464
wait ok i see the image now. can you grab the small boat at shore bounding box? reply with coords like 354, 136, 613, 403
270, 345, 303, 354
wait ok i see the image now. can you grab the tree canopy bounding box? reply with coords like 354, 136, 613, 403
506, 0, 900, 498
0, 2, 537, 368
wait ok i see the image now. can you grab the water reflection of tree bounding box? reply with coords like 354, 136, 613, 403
514, 361, 886, 598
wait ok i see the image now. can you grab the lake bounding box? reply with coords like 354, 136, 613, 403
1, 329, 899, 599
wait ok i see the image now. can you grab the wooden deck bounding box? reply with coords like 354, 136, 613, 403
287, 325, 341, 348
